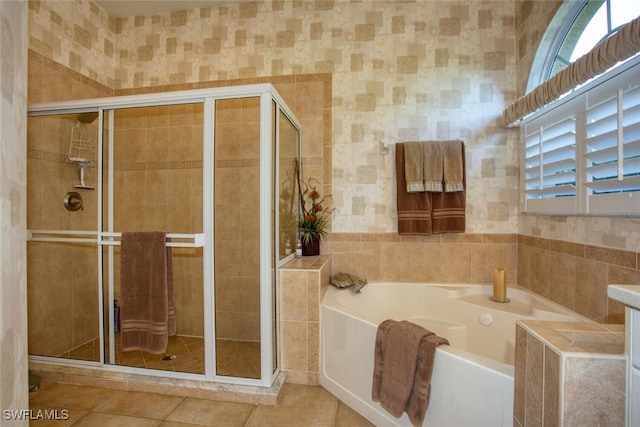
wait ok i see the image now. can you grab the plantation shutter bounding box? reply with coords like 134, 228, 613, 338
523, 105, 577, 213
585, 83, 640, 213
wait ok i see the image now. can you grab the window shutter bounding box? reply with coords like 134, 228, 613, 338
521, 56, 640, 215
584, 83, 640, 213
525, 115, 576, 199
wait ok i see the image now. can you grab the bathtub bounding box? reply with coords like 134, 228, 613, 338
320, 282, 589, 427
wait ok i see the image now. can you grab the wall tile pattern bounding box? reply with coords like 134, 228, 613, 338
29, 0, 520, 235
28, 0, 116, 88
518, 234, 640, 324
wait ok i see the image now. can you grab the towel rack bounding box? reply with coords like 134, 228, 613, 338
27, 230, 205, 248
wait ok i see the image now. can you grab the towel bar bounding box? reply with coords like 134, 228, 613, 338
27, 230, 205, 248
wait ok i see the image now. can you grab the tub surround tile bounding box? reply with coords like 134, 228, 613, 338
514, 325, 527, 424
279, 255, 331, 385
585, 245, 637, 269
542, 347, 559, 426
524, 333, 544, 426
325, 233, 519, 285
515, 320, 625, 427
515, 234, 638, 324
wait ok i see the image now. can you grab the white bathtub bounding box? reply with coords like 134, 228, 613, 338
320, 282, 589, 427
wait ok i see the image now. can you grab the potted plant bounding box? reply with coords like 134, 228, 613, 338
294, 160, 335, 256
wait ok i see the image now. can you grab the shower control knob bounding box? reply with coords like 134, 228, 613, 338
63, 191, 84, 211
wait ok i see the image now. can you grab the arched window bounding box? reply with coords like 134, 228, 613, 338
521, 1, 640, 216
529, 0, 640, 92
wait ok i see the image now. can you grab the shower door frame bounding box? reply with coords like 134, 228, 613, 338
26, 84, 301, 388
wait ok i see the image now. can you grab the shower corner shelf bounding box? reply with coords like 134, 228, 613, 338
68, 156, 94, 168
67, 156, 95, 190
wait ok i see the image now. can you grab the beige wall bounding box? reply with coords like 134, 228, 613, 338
30, 0, 520, 236
1, 0, 29, 418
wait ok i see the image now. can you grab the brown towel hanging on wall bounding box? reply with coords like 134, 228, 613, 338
396, 143, 433, 235
432, 140, 466, 233
396, 141, 466, 235
120, 231, 175, 354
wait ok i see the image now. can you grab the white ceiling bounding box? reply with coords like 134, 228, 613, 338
96, 1, 235, 18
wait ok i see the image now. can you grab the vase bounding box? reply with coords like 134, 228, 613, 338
302, 235, 320, 256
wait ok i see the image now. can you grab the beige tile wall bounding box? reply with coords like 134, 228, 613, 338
30, 0, 520, 235
518, 235, 640, 324
324, 232, 518, 285
279, 255, 331, 385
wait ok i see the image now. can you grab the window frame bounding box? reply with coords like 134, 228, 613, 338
520, 54, 640, 216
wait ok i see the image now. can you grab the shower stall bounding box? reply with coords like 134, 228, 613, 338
26, 84, 301, 388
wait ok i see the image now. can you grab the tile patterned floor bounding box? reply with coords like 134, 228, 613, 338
63, 336, 260, 379
28, 381, 375, 427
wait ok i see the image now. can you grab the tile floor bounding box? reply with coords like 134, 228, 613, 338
63, 336, 260, 379
28, 381, 375, 427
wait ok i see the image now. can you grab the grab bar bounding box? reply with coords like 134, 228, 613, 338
27, 230, 205, 248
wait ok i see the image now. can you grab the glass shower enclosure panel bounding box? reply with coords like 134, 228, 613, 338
214, 97, 262, 379
102, 104, 205, 374
26, 112, 101, 361
27, 83, 300, 389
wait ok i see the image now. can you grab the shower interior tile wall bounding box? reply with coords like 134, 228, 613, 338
112, 104, 205, 337
27, 115, 100, 356
214, 97, 261, 342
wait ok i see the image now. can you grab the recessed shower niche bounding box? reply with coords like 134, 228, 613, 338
26, 84, 301, 388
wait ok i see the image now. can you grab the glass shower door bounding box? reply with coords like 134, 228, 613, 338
101, 103, 205, 374
213, 97, 262, 379
26, 113, 101, 362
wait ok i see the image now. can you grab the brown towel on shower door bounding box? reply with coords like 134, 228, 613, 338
432, 141, 466, 234
372, 319, 448, 427
396, 143, 433, 235
120, 231, 175, 354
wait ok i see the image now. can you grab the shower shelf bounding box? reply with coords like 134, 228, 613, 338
27, 230, 205, 248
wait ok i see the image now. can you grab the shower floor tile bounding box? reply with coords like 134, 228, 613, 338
62, 336, 261, 378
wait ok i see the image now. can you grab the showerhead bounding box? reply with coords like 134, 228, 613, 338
77, 112, 98, 123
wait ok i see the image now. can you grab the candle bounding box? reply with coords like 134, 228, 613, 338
492, 268, 509, 302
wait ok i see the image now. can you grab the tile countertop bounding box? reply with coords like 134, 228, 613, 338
518, 320, 625, 356
608, 284, 640, 311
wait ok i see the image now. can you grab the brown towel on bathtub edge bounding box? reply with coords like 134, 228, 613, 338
372, 319, 449, 427
120, 231, 175, 354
